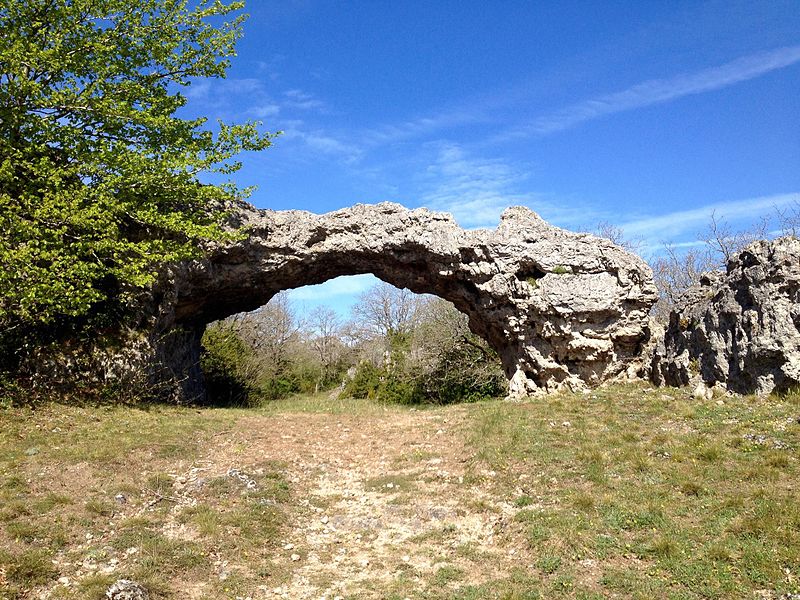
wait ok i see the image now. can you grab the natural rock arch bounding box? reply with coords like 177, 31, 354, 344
143, 202, 658, 402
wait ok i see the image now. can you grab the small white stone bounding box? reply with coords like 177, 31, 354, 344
290, 553, 301, 562
283, 543, 294, 550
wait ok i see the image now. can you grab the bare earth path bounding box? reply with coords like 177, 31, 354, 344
207, 407, 519, 599
3, 387, 798, 599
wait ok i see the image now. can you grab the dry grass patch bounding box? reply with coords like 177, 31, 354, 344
1, 385, 798, 598
464, 383, 800, 599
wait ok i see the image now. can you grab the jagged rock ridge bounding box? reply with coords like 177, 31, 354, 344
652, 236, 800, 395
24, 202, 658, 401
150, 202, 658, 401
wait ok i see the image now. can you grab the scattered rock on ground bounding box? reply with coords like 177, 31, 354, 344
106, 579, 149, 600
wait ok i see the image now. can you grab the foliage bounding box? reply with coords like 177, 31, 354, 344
0, 0, 275, 335
307, 305, 349, 387
411, 298, 505, 403
593, 220, 643, 252
650, 242, 714, 322
342, 360, 421, 404
341, 361, 382, 400
417, 341, 506, 404
216, 293, 350, 401
342, 296, 505, 405
202, 287, 503, 406
775, 200, 800, 238
201, 293, 355, 404
350, 281, 422, 339
200, 322, 260, 406
650, 211, 767, 321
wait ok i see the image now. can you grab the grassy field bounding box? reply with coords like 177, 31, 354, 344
0, 384, 798, 599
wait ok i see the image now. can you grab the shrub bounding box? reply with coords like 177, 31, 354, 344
342, 361, 384, 400
200, 324, 259, 406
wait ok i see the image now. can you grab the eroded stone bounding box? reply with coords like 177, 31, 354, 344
155, 202, 657, 401
26, 202, 658, 401
652, 236, 800, 395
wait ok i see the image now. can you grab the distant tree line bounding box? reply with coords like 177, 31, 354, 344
200, 282, 506, 406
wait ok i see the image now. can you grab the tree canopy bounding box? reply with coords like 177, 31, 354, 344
0, 0, 274, 331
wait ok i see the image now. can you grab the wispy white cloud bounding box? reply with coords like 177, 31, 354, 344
251, 103, 281, 118
183, 79, 330, 126
280, 125, 363, 163
418, 144, 529, 228
256, 54, 286, 82
499, 45, 800, 139
361, 110, 489, 147
621, 192, 800, 241
417, 144, 599, 229
184, 78, 266, 103
283, 88, 326, 111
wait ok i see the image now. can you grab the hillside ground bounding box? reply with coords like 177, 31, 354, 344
0, 384, 798, 599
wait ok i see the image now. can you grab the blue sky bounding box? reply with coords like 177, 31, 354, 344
184, 0, 800, 317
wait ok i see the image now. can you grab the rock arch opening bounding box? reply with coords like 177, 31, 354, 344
147, 202, 657, 403
200, 276, 507, 405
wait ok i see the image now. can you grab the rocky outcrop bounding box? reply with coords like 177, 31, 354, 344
652, 236, 800, 395
150, 202, 658, 401
25, 202, 658, 402
106, 579, 149, 600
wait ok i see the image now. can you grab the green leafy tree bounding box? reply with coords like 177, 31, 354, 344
0, 0, 274, 334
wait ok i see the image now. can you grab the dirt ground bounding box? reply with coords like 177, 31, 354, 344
202, 407, 522, 599
4, 388, 798, 599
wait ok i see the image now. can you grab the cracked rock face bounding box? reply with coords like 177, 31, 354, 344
106, 579, 149, 600
149, 202, 657, 401
652, 236, 800, 395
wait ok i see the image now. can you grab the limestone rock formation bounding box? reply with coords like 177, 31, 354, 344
652, 236, 800, 395
106, 579, 149, 600
152, 202, 658, 401
24, 202, 658, 401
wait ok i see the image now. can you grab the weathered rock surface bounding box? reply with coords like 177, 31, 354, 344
153, 202, 657, 401
25, 202, 658, 401
652, 236, 800, 395
106, 579, 149, 600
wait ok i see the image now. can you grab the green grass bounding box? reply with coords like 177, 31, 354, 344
0, 402, 293, 598
1, 384, 798, 599
255, 390, 413, 415
463, 383, 800, 599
